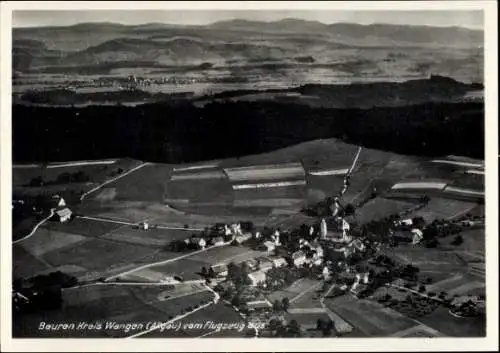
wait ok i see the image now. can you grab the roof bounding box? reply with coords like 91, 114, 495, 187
248, 270, 267, 282
247, 300, 272, 309
56, 208, 72, 217
211, 264, 228, 273
263, 241, 275, 248
292, 250, 305, 260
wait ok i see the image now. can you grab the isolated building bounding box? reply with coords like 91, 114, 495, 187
256, 257, 274, 272
322, 266, 330, 279
411, 229, 424, 245
54, 207, 72, 223
189, 237, 207, 249
245, 259, 258, 271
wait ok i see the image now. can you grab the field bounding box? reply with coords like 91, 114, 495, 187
19, 227, 90, 257
284, 312, 333, 332
355, 197, 416, 223
95, 163, 173, 202
187, 246, 266, 266
417, 306, 485, 337
406, 197, 478, 222
41, 237, 158, 274
324, 294, 418, 337
426, 273, 485, 296
43, 217, 124, 238
100, 227, 192, 247
140, 302, 246, 338
12, 246, 52, 279
134, 258, 209, 281
13, 284, 214, 338
444, 228, 485, 262
224, 162, 306, 182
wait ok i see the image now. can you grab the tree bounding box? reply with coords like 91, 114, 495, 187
29, 176, 44, 187
281, 297, 290, 312
287, 319, 301, 337
273, 300, 283, 312
316, 318, 325, 331
231, 295, 241, 308
451, 235, 463, 246
418, 285, 426, 293
344, 204, 356, 217
201, 266, 207, 276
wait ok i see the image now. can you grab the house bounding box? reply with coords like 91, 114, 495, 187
189, 237, 207, 249
314, 245, 324, 259
397, 218, 413, 226
212, 236, 225, 246
292, 250, 307, 267
210, 264, 228, 278
411, 229, 424, 245
312, 257, 323, 266
53, 207, 72, 223
248, 270, 267, 287
261, 241, 276, 254
234, 232, 252, 244
256, 257, 274, 272
270, 257, 288, 268
322, 266, 330, 279
246, 299, 272, 312
244, 259, 258, 271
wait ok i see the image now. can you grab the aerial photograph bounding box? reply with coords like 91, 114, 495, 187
10, 7, 486, 340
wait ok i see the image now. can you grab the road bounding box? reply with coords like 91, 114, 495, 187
80, 162, 151, 201
12, 209, 55, 245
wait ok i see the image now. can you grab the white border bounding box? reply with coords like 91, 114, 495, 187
1, 1, 498, 352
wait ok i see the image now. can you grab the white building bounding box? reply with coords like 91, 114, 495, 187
270, 257, 288, 268
234, 233, 252, 244
411, 229, 424, 245
54, 208, 72, 223
248, 270, 267, 287
210, 264, 228, 278
292, 250, 307, 267
320, 218, 328, 238
190, 237, 207, 249
322, 266, 330, 279
262, 241, 276, 254
212, 237, 225, 246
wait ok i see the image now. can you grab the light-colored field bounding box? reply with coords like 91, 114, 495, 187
144, 258, 209, 280
390, 248, 466, 271
232, 180, 306, 190
44, 217, 125, 237
170, 170, 227, 181
20, 228, 89, 257
431, 159, 484, 169
42, 238, 158, 272
466, 170, 485, 175
233, 198, 304, 208
444, 186, 484, 197
188, 246, 266, 266
101, 227, 190, 247
308, 168, 349, 176
224, 162, 305, 182
392, 181, 448, 190
120, 268, 176, 282
94, 187, 117, 201
406, 197, 477, 222
173, 164, 219, 172
324, 295, 418, 336
356, 197, 415, 223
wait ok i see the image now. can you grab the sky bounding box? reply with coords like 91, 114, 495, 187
13, 9, 484, 29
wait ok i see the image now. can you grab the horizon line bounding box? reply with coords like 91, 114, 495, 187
12, 19, 484, 31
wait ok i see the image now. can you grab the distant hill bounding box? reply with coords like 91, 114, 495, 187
12, 20, 483, 72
